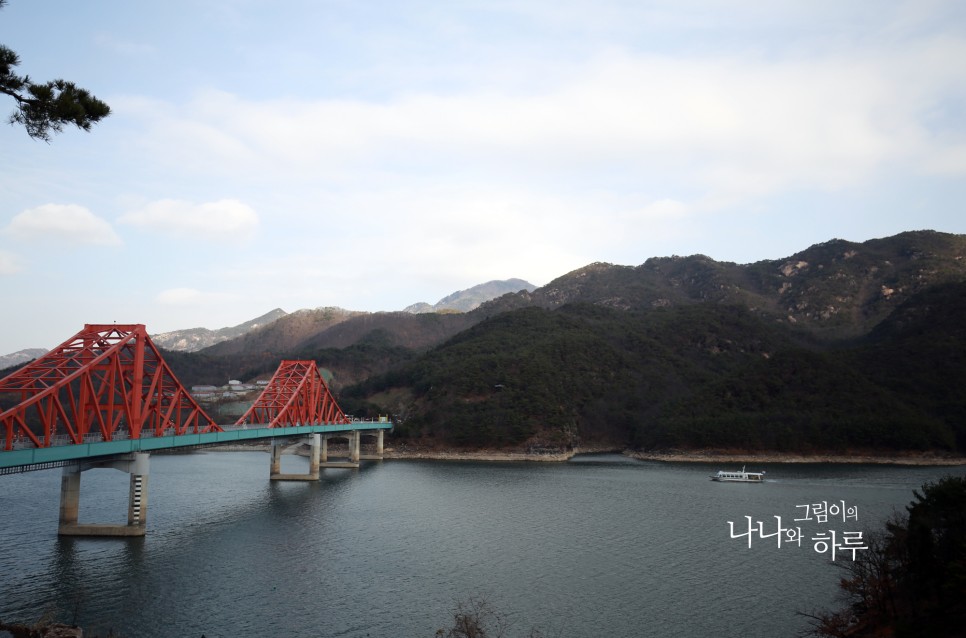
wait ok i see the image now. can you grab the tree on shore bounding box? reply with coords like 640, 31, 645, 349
803, 475, 966, 637
0, 0, 110, 141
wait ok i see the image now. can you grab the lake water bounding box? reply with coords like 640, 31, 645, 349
0, 452, 962, 637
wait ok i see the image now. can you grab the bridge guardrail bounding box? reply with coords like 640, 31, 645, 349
2, 418, 392, 454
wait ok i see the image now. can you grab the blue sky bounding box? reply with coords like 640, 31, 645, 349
2, 0, 965, 354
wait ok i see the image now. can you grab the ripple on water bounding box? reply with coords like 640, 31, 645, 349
1, 454, 960, 637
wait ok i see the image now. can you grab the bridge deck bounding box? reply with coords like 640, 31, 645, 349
0, 421, 392, 470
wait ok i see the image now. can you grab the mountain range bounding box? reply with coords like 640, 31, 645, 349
150, 229, 966, 456
167, 229, 966, 366
152, 278, 537, 353
4, 230, 965, 456
0, 279, 537, 366
403, 278, 537, 313
345, 230, 966, 455
151, 308, 290, 352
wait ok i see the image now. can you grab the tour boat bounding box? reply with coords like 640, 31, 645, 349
709, 466, 766, 482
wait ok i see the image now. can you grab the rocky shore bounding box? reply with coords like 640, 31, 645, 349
203, 441, 966, 466
627, 449, 966, 466
382, 447, 576, 462
385, 445, 966, 466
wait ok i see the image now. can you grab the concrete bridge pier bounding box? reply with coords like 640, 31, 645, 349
58, 453, 150, 537
269, 434, 321, 481
350, 430, 360, 463
360, 429, 384, 461
319, 431, 360, 469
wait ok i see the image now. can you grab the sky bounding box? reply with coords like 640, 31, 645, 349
1, 0, 965, 354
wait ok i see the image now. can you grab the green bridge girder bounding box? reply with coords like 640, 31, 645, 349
0, 421, 393, 471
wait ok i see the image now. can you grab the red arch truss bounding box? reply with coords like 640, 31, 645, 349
236, 360, 349, 428
0, 324, 220, 451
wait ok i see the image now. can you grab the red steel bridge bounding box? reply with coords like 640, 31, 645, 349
0, 324, 392, 536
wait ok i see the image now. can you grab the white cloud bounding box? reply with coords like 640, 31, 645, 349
0, 250, 22, 275
4, 204, 122, 246
119, 199, 259, 241
123, 35, 966, 217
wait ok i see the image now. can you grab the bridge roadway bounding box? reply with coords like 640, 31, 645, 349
0, 419, 393, 472
0, 419, 393, 537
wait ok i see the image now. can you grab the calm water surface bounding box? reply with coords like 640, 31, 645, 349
0, 452, 962, 637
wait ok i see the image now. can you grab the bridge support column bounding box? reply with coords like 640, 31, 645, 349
350, 430, 360, 463
58, 465, 81, 528
270, 435, 321, 481
270, 439, 282, 477
58, 453, 150, 537
360, 430, 384, 461
309, 433, 321, 476
319, 432, 360, 469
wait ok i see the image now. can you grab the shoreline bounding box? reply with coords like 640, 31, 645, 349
201, 443, 966, 466
625, 450, 966, 466
383, 446, 966, 466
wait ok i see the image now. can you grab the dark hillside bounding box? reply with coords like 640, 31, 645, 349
201, 309, 476, 356
349, 279, 966, 455
645, 348, 955, 452
164, 334, 414, 392
850, 281, 966, 449
296, 311, 477, 351
348, 302, 811, 449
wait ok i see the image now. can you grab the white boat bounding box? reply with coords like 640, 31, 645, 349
710, 466, 766, 482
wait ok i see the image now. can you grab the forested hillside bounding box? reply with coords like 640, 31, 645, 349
344, 283, 966, 454
151, 230, 966, 455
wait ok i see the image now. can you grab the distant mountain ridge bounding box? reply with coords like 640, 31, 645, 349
476, 230, 966, 338
0, 279, 536, 360
199, 307, 368, 356
0, 348, 47, 372
6, 231, 965, 364
404, 278, 536, 313
24, 230, 964, 359
152, 279, 535, 355
151, 308, 289, 352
